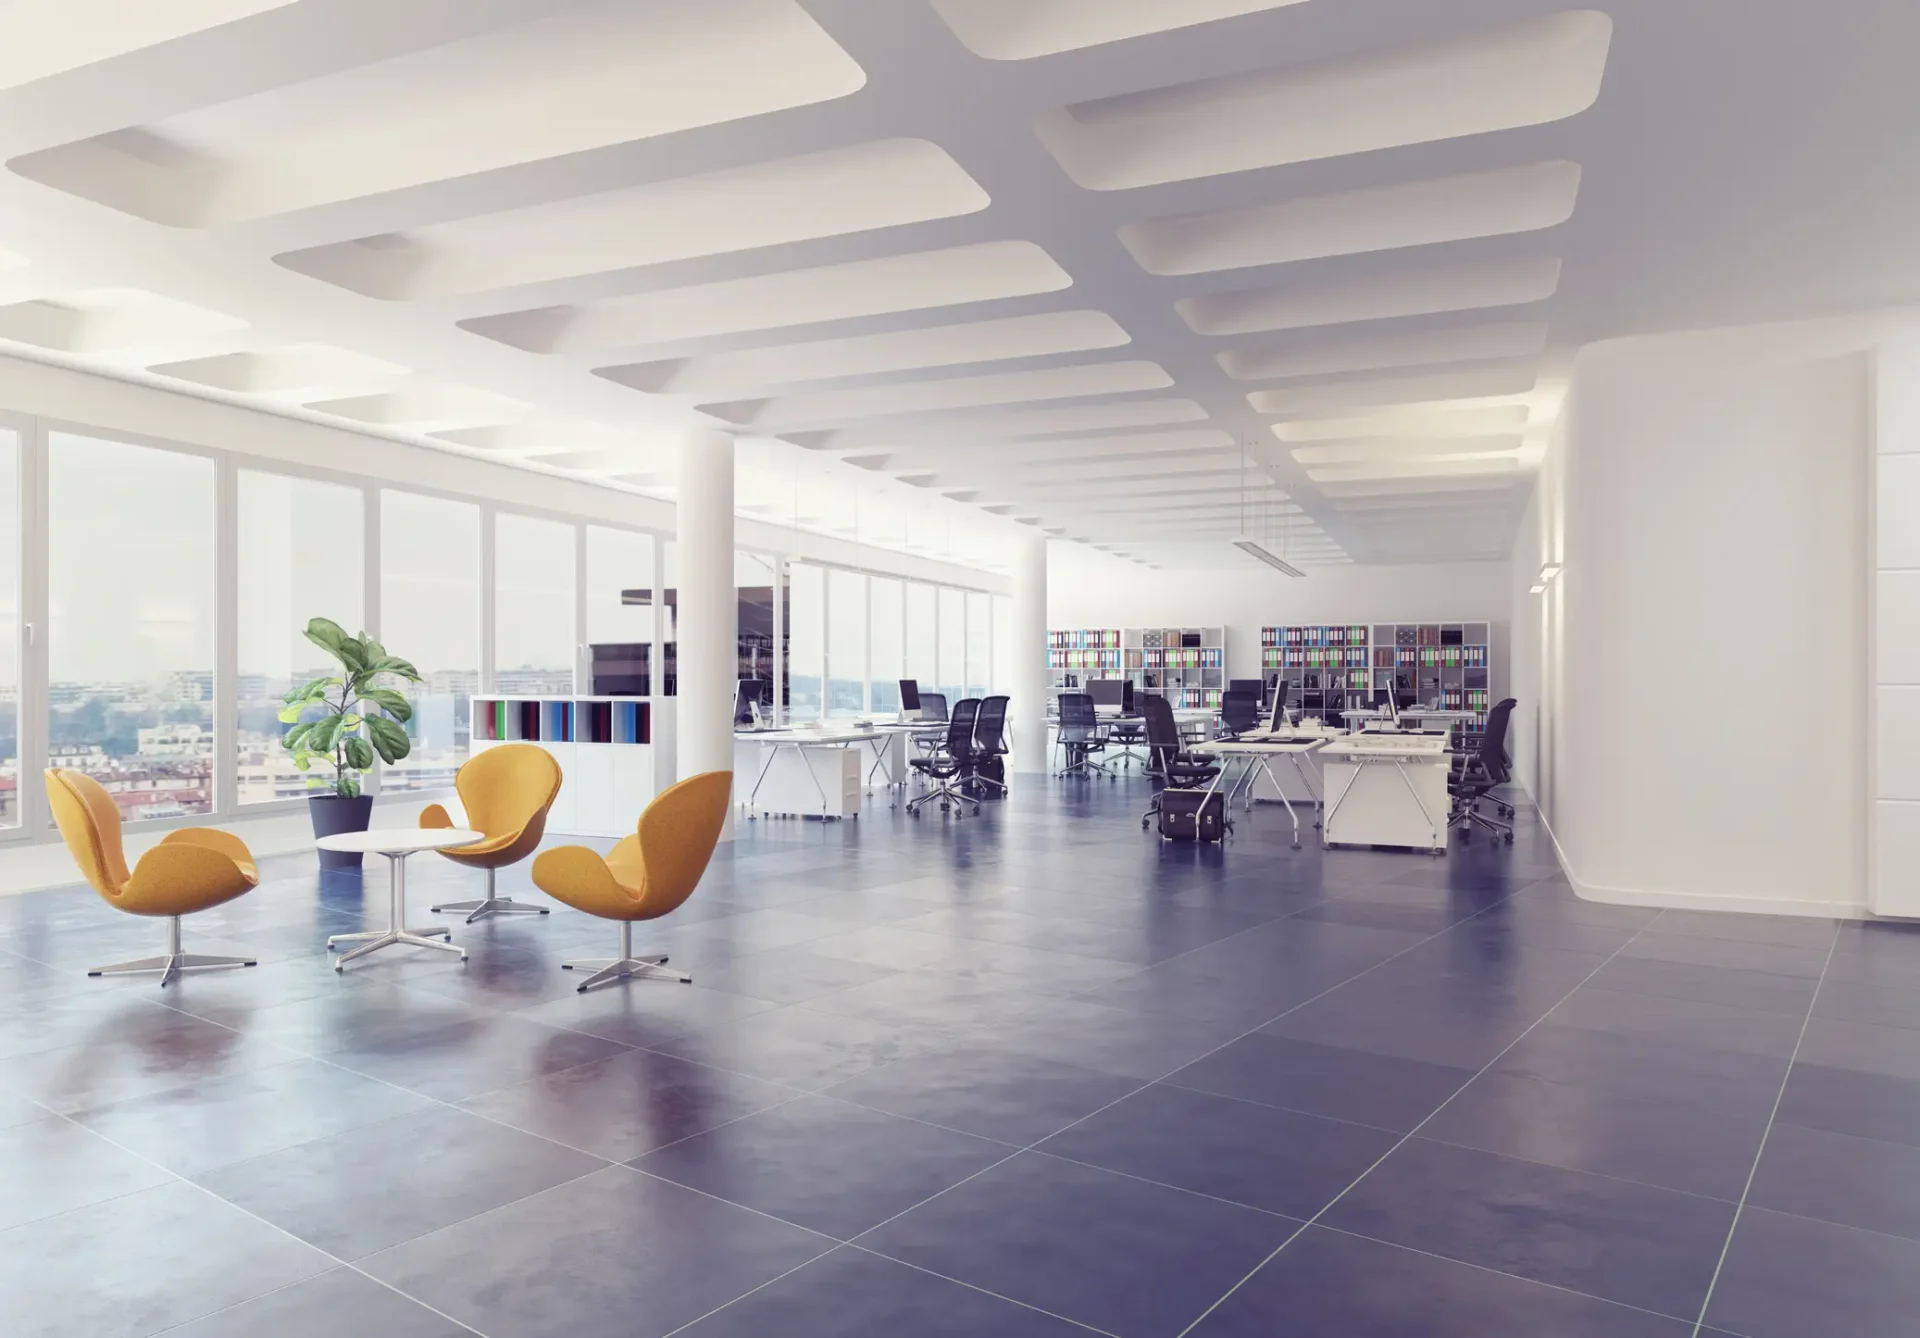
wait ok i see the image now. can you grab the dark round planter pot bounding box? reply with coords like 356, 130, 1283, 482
309, 794, 374, 870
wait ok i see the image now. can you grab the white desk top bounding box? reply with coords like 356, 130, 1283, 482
1199, 736, 1330, 755
315, 828, 485, 855
1320, 734, 1452, 760
873, 720, 948, 732
736, 728, 882, 745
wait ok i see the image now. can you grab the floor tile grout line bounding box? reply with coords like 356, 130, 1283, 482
1307, 1221, 1716, 1329
42, 1105, 499, 1338
816, 876, 1559, 1274
1689, 928, 1842, 1338
1170, 906, 1675, 1338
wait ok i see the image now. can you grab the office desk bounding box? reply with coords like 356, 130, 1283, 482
733, 729, 876, 819
866, 721, 947, 793
1192, 735, 1329, 849
1319, 733, 1452, 854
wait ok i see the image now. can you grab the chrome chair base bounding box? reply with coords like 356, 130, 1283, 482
88, 915, 255, 986
89, 952, 256, 987
562, 953, 691, 992
907, 777, 973, 816
432, 868, 549, 923
428, 897, 549, 923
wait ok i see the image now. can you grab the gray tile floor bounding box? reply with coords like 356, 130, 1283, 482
0, 778, 1914, 1336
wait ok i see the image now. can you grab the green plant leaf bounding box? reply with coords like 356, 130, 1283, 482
281, 722, 312, 752
277, 702, 308, 724
359, 687, 413, 723
303, 617, 349, 658
337, 771, 361, 798
343, 735, 374, 771
283, 675, 339, 704
368, 656, 422, 682
365, 714, 412, 765
306, 715, 344, 754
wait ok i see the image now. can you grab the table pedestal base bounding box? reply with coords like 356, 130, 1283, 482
328, 851, 463, 970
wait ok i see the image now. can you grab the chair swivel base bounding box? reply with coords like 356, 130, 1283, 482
89, 915, 256, 987
428, 897, 549, 923
563, 953, 691, 992
89, 952, 256, 987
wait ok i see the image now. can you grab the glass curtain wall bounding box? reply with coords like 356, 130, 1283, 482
937, 586, 966, 704
991, 595, 1013, 695
494, 512, 576, 695
379, 490, 480, 791
235, 472, 363, 805
585, 526, 654, 695
0, 430, 19, 827
826, 567, 866, 716
788, 562, 824, 721
905, 582, 937, 705
48, 433, 216, 819
965, 591, 990, 698
869, 577, 902, 714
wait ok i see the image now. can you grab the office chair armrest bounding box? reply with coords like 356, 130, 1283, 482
420, 803, 455, 830
158, 826, 255, 871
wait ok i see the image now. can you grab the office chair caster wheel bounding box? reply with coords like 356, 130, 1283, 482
973, 804, 981, 815
1504, 832, 1515, 845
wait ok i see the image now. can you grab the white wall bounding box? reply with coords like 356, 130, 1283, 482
1871, 330, 1920, 915
1516, 317, 1874, 918
1048, 544, 1512, 693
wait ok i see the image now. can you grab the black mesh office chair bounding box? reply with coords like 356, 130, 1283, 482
1217, 690, 1261, 739
1139, 693, 1223, 828
913, 692, 949, 760
1450, 698, 1517, 844
1054, 692, 1111, 779
910, 697, 982, 817
968, 695, 1010, 799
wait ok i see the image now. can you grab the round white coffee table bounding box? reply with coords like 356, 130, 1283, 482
320, 828, 485, 971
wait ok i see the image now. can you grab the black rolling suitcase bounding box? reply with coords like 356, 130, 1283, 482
1157, 788, 1226, 842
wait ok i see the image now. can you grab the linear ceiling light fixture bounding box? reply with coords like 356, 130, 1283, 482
1234, 433, 1306, 576
1538, 562, 1562, 582
1529, 583, 1547, 595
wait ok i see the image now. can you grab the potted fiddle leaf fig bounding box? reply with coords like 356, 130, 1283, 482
280, 618, 422, 870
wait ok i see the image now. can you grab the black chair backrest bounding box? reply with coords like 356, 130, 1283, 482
974, 696, 1009, 753
1140, 693, 1181, 750
1220, 690, 1259, 734
920, 692, 948, 722
1058, 693, 1096, 728
945, 697, 982, 755
1477, 699, 1516, 780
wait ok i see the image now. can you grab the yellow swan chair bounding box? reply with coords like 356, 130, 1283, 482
531, 770, 731, 992
45, 768, 259, 986
421, 743, 563, 922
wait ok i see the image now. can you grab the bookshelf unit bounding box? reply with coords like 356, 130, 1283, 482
1130, 626, 1227, 711
469, 695, 677, 838
1261, 622, 1494, 740
1047, 628, 1123, 691
1046, 627, 1228, 710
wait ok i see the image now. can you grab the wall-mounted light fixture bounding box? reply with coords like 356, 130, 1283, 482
1538, 562, 1562, 583
1529, 583, 1547, 595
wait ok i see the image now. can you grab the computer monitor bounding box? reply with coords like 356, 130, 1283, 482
1229, 679, 1263, 698
1268, 679, 1290, 734
733, 678, 772, 726
898, 679, 922, 711
1121, 679, 1137, 714
1087, 678, 1126, 709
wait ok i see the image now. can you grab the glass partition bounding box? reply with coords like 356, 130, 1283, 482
49, 434, 216, 818
870, 577, 903, 714
380, 490, 480, 791
788, 561, 824, 721
827, 567, 867, 716
236, 471, 363, 805
495, 512, 576, 695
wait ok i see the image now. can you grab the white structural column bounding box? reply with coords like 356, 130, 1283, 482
1010, 531, 1048, 774
1872, 332, 1920, 915
675, 429, 737, 800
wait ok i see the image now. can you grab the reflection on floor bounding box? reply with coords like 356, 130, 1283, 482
0, 778, 1914, 1337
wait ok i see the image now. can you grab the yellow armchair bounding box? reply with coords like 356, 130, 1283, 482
532, 770, 731, 992
45, 769, 260, 986
421, 743, 563, 923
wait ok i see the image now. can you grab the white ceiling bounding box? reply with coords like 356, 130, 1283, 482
0, 0, 1915, 575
